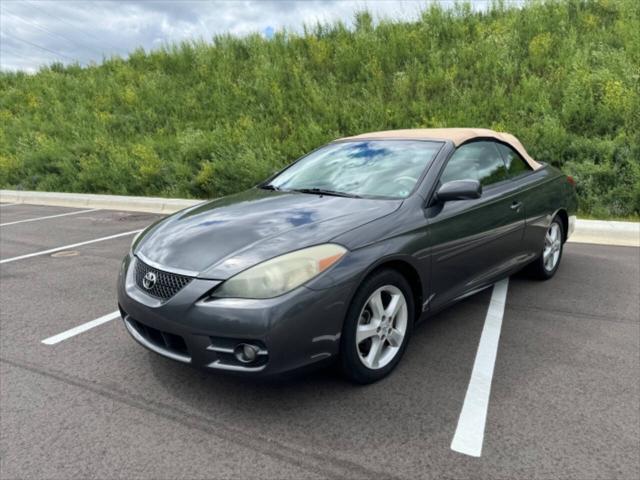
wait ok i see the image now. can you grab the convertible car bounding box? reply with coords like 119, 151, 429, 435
118, 128, 577, 383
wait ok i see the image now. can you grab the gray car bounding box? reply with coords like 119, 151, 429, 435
117, 128, 577, 383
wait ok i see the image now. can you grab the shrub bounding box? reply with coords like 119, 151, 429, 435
0, 0, 637, 217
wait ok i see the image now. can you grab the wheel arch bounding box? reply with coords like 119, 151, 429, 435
553, 208, 569, 243
355, 256, 425, 324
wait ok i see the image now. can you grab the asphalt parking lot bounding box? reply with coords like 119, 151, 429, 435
1, 202, 638, 480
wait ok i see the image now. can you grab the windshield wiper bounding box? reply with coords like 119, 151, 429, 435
258, 183, 281, 191
292, 188, 361, 199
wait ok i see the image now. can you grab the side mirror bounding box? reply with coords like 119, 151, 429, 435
435, 180, 482, 202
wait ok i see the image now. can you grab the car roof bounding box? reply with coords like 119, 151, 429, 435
337, 128, 542, 170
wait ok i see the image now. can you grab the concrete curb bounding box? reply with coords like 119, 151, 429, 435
2, 189, 638, 247
0, 189, 202, 214
569, 219, 639, 247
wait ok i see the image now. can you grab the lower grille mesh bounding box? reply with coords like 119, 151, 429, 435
134, 258, 192, 300
129, 316, 189, 357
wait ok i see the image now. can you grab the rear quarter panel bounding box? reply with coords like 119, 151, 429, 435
518, 165, 577, 257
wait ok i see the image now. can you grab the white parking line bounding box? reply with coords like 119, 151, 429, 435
0, 229, 142, 264
451, 277, 509, 458
42, 310, 121, 345
0, 203, 19, 207
0, 208, 99, 227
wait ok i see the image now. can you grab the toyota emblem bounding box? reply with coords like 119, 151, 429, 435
142, 271, 157, 290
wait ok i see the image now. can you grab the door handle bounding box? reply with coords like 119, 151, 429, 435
510, 201, 522, 211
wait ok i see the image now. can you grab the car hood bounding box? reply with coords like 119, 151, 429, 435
136, 189, 401, 279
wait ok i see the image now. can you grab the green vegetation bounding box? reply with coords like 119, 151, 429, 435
0, 0, 638, 217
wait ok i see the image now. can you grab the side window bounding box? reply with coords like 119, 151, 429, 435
440, 141, 508, 187
497, 143, 532, 178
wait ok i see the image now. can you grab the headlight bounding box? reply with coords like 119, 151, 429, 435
213, 244, 347, 299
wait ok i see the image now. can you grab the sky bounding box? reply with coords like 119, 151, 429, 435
0, 1, 499, 73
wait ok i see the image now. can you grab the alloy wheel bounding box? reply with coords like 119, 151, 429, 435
543, 222, 562, 271
356, 285, 408, 370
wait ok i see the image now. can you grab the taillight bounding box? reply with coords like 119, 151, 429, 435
566, 175, 576, 187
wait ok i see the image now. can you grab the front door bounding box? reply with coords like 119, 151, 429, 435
425, 140, 525, 310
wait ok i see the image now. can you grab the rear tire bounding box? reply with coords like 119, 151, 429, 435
529, 216, 564, 280
340, 269, 414, 384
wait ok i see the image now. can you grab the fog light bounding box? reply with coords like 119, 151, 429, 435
234, 343, 259, 364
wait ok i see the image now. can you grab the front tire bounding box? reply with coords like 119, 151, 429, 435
340, 269, 414, 384
529, 216, 564, 280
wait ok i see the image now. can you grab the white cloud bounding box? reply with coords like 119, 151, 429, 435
0, 0, 495, 72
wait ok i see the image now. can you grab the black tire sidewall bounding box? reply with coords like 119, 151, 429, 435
340, 269, 415, 384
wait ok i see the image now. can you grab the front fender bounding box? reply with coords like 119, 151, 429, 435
305, 237, 429, 324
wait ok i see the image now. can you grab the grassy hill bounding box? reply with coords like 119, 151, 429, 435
0, 0, 638, 218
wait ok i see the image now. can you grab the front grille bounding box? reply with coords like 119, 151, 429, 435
134, 257, 192, 300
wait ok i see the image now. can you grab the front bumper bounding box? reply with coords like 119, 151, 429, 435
117, 254, 353, 375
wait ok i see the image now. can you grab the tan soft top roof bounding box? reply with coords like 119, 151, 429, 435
338, 128, 541, 170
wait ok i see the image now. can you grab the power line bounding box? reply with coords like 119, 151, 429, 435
0, 47, 35, 64
22, 0, 124, 54
2, 8, 106, 57
0, 32, 77, 62
1, 43, 65, 65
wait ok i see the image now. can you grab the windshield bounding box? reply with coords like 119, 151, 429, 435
267, 140, 442, 199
